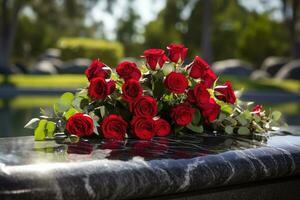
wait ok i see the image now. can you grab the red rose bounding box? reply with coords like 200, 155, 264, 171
187, 89, 197, 104
202, 69, 217, 88
187, 56, 209, 79
199, 98, 220, 123
164, 72, 188, 94
101, 114, 128, 140
122, 79, 143, 102
215, 81, 236, 104
187, 82, 210, 106
107, 80, 116, 95
116, 61, 141, 81
170, 103, 195, 126
167, 44, 188, 63
66, 113, 94, 137
85, 59, 110, 81
131, 96, 158, 117
143, 49, 168, 70
186, 56, 217, 88
154, 118, 171, 137
88, 77, 115, 100
252, 105, 263, 116
131, 116, 155, 140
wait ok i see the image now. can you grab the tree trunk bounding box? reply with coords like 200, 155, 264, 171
0, 0, 23, 73
201, 0, 213, 63
291, 0, 299, 58
282, 0, 300, 58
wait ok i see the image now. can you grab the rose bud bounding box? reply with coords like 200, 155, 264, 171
202, 68, 217, 88
88, 77, 115, 100
116, 61, 141, 81
131, 116, 155, 140
252, 105, 263, 116
199, 98, 221, 124
215, 81, 236, 104
66, 113, 94, 137
187, 89, 197, 104
186, 56, 209, 79
101, 114, 128, 140
107, 80, 116, 95
143, 49, 168, 70
131, 96, 158, 117
164, 72, 189, 94
191, 82, 211, 106
170, 103, 195, 126
167, 44, 188, 63
154, 118, 171, 137
122, 79, 143, 102
85, 59, 111, 81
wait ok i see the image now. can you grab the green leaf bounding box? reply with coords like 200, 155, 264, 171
34, 119, 47, 141
40, 108, 46, 116
89, 112, 99, 135
162, 63, 174, 75
242, 110, 252, 120
225, 126, 234, 134
221, 104, 233, 114
55, 92, 75, 113
186, 123, 203, 133
271, 111, 282, 121
223, 117, 237, 126
152, 71, 166, 99
72, 90, 89, 111
53, 103, 60, 115
157, 103, 164, 112
253, 115, 261, 122
46, 121, 56, 139
236, 115, 248, 126
154, 70, 165, 80
238, 127, 250, 135
174, 125, 184, 134
212, 77, 219, 90
100, 106, 106, 118
192, 109, 201, 125
218, 112, 227, 121
80, 98, 89, 110
24, 118, 40, 129
64, 108, 77, 120
77, 89, 88, 99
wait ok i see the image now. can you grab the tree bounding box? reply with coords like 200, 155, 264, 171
143, 0, 186, 50
0, 0, 25, 73
282, 0, 300, 58
0, 0, 113, 74
116, 0, 141, 57
200, 0, 212, 63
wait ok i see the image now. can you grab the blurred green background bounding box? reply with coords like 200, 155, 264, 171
0, 0, 300, 136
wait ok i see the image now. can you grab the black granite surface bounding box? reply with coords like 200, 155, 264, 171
0, 128, 300, 200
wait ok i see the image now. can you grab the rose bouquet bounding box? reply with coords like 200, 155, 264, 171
25, 44, 283, 142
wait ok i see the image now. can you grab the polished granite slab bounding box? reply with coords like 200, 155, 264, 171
0, 128, 300, 200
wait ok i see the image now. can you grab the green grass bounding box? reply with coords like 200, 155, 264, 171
219, 75, 300, 93
267, 102, 300, 115
0, 96, 59, 109
0, 75, 88, 88
0, 74, 299, 93
12, 96, 60, 108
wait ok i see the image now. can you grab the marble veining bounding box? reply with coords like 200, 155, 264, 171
0, 128, 300, 200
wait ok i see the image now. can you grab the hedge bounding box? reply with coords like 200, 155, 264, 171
57, 38, 124, 67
